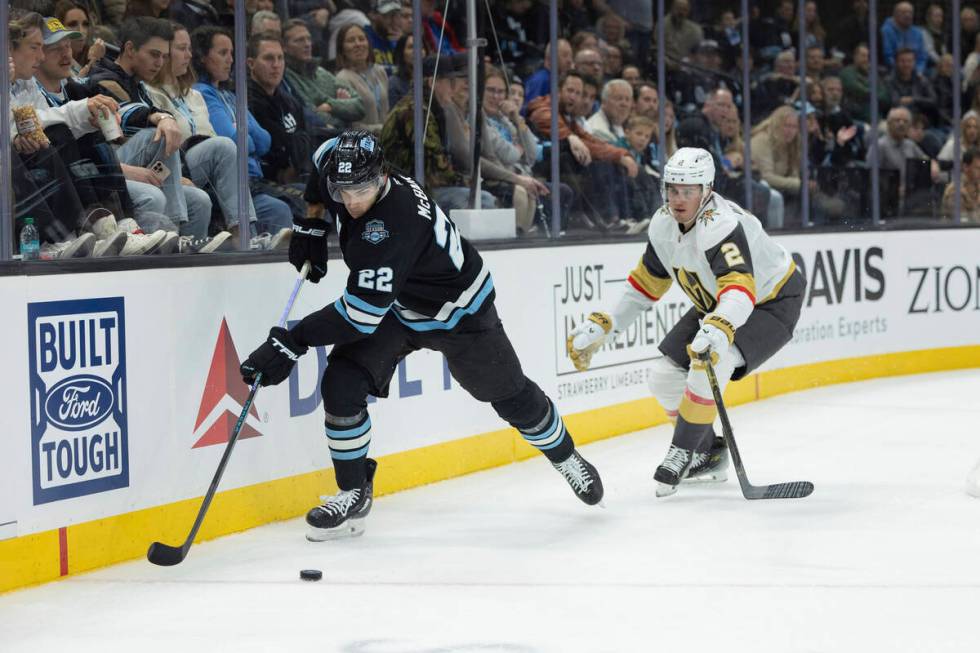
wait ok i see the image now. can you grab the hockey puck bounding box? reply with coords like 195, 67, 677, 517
299, 569, 322, 581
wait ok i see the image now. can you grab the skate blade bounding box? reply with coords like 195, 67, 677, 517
306, 519, 366, 542
682, 470, 729, 484
655, 482, 679, 497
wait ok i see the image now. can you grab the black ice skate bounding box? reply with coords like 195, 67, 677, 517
306, 459, 377, 541
654, 445, 694, 497
682, 436, 729, 484
552, 450, 604, 506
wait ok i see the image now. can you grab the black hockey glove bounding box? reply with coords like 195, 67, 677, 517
240, 327, 308, 387
289, 216, 329, 283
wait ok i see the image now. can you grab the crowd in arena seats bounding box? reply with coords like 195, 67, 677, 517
7, 0, 980, 260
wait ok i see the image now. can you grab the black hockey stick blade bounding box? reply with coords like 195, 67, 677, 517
146, 541, 188, 566
699, 354, 814, 501
745, 480, 815, 500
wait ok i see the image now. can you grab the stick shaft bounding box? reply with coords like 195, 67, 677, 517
178, 263, 310, 551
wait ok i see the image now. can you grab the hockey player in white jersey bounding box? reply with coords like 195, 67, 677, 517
566, 148, 806, 496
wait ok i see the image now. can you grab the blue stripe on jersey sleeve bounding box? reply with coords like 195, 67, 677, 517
333, 298, 379, 334
343, 290, 391, 316
394, 276, 494, 331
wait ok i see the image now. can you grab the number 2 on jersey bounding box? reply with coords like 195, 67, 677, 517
721, 242, 745, 267
358, 267, 392, 292
433, 206, 464, 270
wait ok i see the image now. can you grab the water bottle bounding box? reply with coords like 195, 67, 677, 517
20, 217, 40, 260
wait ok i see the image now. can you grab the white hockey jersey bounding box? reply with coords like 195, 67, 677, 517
627, 192, 795, 314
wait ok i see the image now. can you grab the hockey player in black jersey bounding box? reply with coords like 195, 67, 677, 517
240, 130, 604, 541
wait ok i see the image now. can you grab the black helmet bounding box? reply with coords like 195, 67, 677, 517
321, 130, 387, 201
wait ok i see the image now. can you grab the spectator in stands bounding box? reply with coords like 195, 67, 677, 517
419, 0, 462, 55
750, 105, 801, 229
960, 8, 980, 66
650, 98, 678, 163
491, 0, 540, 69
754, 49, 801, 117
481, 66, 550, 236
596, 12, 630, 60
569, 30, 599, 55
830, 0, 869, 64
604, 0, 652, 68
586, 77, 638, 229
942, 148, 980, 221
251, 10, 282, 37
55, 1, 105, 78
123, 0, 171, 20
323, 2, 369, 61
621, 115, 660, 234
335, 23, 389, 134
840, 43, 891, 124
168, 0, 220, 34
799, 1, 826, 48
147, 21, 290, 250
526, 70, 637, 231
247, 32, 310, 191
297, 1, 334, 60
633, 81, 658, 121
676, 87, 734, 169
380, 54, 495, 211
704, 8, 741, 70
922, 4, 948, 68
718, 109, 745, 176
872, 106, 941, 206
620, 64, 641, 88
805, 45, 826, 79
933, 53, 956, 129
881, 2, 927, 75
887, 48, 938, 125
573, 47, 603, 87
752, 0, 794, 63
964, 34, 980, 93
587, 78, 633, 147
938, 115, 980, 163
387, 32, 424, 107
523, 39, 572, 109
574, 73, 600, 130
908, 112, 943, 160
88, 17, 220, 245
9, 12, 139, 257
192, 25, 300, 231
283, 19, 365, 134
662, 0, 703, 63
364, 0, 399, 76
670, 40, 727, 116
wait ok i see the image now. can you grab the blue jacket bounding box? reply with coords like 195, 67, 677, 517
881, 18, 927, 74
194, 81, 269, 179
523, 67, 552, 112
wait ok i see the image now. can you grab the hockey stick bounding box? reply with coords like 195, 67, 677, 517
700, 353, 814, 500
147, 262, 311, 566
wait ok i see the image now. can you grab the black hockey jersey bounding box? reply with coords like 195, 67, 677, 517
291, 172, 493, 348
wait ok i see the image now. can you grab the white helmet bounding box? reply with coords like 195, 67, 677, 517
660, 147, 715, 209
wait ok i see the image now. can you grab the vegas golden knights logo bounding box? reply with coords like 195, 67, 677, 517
674, 268, 715, 313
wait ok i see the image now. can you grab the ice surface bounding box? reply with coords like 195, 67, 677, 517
3, 370, 980, 652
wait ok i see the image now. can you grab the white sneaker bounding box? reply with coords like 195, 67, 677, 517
40, 233, 96, 259
249, 233, 272, 250
270, 227, 291, 251
88, 211, 119, 240
92, 231, 128, 257
119, 230, 168, 255
155, 231, 179, 254
179, 231, 233, 254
